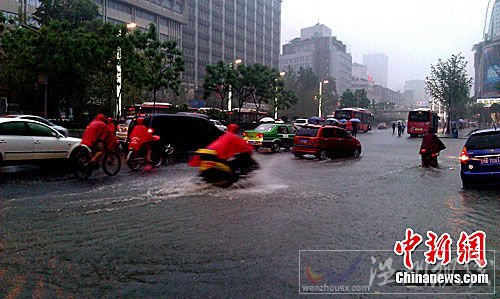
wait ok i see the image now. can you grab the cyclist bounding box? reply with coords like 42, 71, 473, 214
81, 114, 117, 164
128, 117, 156, 171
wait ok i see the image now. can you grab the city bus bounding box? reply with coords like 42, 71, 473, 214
123, 102, 174, 119
333, 108, 373, 132
407, 108, 439, 137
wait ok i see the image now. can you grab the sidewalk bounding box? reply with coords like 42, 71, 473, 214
436, 128, 480, 139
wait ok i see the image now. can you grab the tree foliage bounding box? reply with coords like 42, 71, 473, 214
339, 89, 370, 109
425, 53, 473, 133
203, 62, 297, 119
0, 1, 184, 120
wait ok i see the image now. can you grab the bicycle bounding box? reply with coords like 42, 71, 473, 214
72, 145, 121, 179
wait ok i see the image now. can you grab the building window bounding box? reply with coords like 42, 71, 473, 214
108, 0, 132, 14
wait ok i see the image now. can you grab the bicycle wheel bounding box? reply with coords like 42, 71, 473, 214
126, 150, 142, 171
102, 151, 121, 176
71, 146, 92, 179
151, 145, 163, 168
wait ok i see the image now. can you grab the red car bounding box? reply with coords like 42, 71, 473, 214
292, 125, 361, 160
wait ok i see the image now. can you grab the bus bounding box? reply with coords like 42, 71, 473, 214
334, 108, 373, 132
123, 102, 174, 119
407, 108, 439, 137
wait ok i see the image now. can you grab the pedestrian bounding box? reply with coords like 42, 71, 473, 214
107, 117, 116, 134
397, 122, 402, 137
419, 130, 446, 167
351, 121, 358, 138
392, 122, 396, 134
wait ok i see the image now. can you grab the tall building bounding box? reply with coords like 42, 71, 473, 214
404, 79, 428, 107
1, 0, 187, 44
487, 0, 500, 40
279, 23, 352, 96
182, 0, 282, 92
363, 53, 388, 88
474, 0, 500, 104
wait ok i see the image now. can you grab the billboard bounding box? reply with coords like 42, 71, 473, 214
482, 43, 500, 98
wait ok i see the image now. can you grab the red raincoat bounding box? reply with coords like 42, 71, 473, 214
189, 124, 253, 167
128, 118, 155, 151
420, 133, 446, 155
81, 114, 117, 151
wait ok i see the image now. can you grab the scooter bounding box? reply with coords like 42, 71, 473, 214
193, 149, 259, 188
420, 149, 439, 168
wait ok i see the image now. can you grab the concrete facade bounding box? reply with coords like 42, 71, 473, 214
279, 23, 352, 96
363, 53, 388, 88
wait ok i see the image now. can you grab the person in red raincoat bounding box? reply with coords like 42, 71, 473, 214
420, 130, 446, 167
81, 114, 117, 152
189, 124, 256, 170
128, 117, 159, 170
106, 117, 116, 134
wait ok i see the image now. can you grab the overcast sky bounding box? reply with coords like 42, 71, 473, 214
281, 0, 490, 91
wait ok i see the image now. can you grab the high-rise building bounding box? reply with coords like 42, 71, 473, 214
279, 23, 352, 96
0, 0, 187, 44
182, 0, 282, 92
363, 53, 388, 88
404, 79, 428, 107
488, 0, 500, 40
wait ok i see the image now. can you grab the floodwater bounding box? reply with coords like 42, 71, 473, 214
1, 130, 498, 297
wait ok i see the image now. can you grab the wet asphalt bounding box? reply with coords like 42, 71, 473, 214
0, 129, 498, 297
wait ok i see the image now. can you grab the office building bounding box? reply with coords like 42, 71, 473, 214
279, 23, 352, 96
183, 0, 282, 92
363, 53, 388, 88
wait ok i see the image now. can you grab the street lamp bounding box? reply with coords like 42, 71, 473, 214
227, 58, 242, 111
318, 79, 329, 117
274, 71, 286, 119
116, 22, 137, 119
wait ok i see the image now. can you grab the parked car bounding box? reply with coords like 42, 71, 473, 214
377, 122, 388, 129
116, 119, 132, 142
293, 118, 308, 127
0, 118, 81, 164
4, 115, 69, 137
460, 128, 500, 188
210, 119, 227, 132
127, 113, 223, 155
292, 125, 361, 160
243, 123, 296, 152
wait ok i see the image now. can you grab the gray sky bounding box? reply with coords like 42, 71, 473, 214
281, 0, 489, 91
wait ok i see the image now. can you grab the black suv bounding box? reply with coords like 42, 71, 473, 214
128, 114, 223, 155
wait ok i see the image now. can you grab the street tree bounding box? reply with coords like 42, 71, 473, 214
425, 53, 473, 133
137, 24, 184, 107
203, 61, 237, 110
339, 89, 370, 109
33, 0, 99, 26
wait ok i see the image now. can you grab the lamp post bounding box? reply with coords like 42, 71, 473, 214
318, 79, 329, 117
116, 22, 136, 119
274, 71, 286, 119
228, 59, 242, 111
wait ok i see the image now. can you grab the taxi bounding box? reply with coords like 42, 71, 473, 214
243, 123, 296, 152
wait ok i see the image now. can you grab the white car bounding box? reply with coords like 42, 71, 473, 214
210, 119, 227, 132
293, 118, 308, 127
0, 118, 81, 164
5, 115, 69, 137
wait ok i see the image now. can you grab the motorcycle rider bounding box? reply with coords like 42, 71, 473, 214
189, 124, 257, 173
419, 129, 446, 168
129, 117, 155, 171
81, 114, 117, 163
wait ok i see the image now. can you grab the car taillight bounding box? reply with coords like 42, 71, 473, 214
257, 133, 263, 138
459, 147, 469, 164
309, 138, 318, 145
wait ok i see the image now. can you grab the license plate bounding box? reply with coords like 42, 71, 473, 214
299, 139, 309, 143
480, 157, 500, 165
248, 140, 262, 145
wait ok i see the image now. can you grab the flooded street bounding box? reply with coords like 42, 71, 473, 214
1, 129, 498, 297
